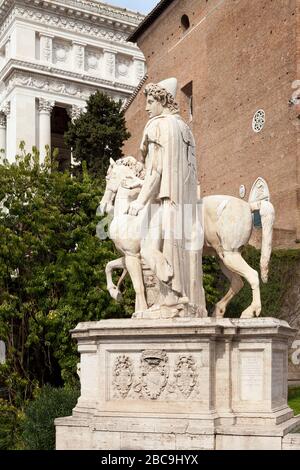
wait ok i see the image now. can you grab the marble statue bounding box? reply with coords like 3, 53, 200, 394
98, 78, 275, 319
100, 78, 206, 318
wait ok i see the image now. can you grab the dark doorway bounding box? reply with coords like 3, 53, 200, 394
51, 106, 71, 171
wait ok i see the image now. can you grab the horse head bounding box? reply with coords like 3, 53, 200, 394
98, 156, 145, 215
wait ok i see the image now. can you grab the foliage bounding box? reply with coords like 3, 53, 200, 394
64, 91, 130, 177
202, 256, 220, 310
0, 398, 24, 449
288, 387, 300, 416
22, 385, 79, 450
0, 144, 135, 410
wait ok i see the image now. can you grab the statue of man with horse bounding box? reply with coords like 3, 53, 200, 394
98, 78, 275, 319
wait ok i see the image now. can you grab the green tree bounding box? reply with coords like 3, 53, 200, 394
64, 91, 130, 177
0, 145, 134, 410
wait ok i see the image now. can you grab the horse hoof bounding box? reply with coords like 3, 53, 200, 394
212, 306, 225, 318
109, 287, 122, 302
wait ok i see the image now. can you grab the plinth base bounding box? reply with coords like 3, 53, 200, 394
55, 317, 300, 450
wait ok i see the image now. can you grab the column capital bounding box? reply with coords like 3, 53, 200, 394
38, 98, 55, 114
0, 111, 6, 127
67, 104, 85, 123
0, 101, 10, 116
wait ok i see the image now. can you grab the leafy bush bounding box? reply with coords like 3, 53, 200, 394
0, 399, 24, 449
22, 385, 79, 450
0, 146, 135, 407
288, 387, 300, 416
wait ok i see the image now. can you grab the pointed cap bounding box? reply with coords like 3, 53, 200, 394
157, 77, 177, 99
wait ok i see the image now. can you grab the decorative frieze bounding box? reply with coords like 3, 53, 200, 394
2, 6, 131, 45
2, 66, 135, 101
22, 0, 143, 25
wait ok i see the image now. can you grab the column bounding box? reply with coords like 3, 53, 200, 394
0, 111, 6, 160
1, 102, 11, 161
38, 98, 54, 163
67, 105, 85, 167
39, 33, 53, 63
72, 41, 86, 72
103, 50, 116, 81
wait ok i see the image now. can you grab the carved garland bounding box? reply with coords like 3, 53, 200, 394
3, 70, 133, 102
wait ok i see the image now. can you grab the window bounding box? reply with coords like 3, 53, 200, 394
181, 14, 190, 31
181, 81, 193, 122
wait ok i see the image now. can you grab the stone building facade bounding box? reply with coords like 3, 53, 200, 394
0, 0, 145, 166
124, 0, 300, 250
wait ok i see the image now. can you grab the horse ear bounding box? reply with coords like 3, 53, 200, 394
110, 158, 116, 167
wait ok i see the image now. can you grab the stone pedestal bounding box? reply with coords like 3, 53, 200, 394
55, 318, 300, 450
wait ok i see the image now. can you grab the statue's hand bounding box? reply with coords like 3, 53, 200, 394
127, 201, 144, 216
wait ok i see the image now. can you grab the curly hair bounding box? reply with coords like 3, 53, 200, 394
144, 83, 179, 113
116, 156, 145, 179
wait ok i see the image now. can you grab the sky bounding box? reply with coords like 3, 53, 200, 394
101, 0, 160, 14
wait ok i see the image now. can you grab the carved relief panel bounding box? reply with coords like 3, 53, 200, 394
110, 349, 203, 402
84, 47, 103, 75
116, 55, 133, 82
52, 39, 72, 68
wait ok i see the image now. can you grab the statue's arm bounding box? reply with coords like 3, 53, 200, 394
135, 166, 161, 206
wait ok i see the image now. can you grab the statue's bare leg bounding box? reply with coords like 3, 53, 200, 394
221, 252, 261, 318
105, 257, 126, 301
212, 258, 244, 318
125, 254, 148, 312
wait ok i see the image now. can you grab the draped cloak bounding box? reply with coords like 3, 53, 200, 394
140, 113, 205, 309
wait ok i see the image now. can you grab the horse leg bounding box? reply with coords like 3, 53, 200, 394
105, 257, 126, 301
221, 252, 261, 318
125, 254, 148, 313
212, 259, 244, 318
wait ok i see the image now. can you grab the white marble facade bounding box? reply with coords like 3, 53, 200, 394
0, 0, 145, 162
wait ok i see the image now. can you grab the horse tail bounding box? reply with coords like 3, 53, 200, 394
250, 200, 275, 283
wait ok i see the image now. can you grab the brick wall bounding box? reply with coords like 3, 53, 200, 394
124, 0, 299, 249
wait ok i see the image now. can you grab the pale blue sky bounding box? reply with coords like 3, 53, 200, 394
103, 0, 160, 14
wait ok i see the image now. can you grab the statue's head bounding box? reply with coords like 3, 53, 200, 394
144, 78, 179, 118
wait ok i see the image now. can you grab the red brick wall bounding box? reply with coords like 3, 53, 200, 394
124, 0, 299, 248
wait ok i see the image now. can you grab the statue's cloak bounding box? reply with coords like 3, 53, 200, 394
140, 113, 205, 308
